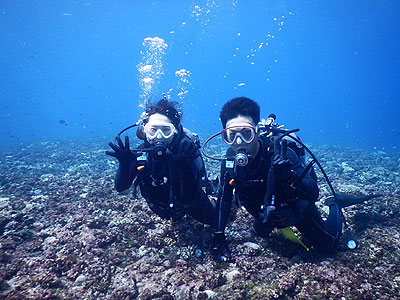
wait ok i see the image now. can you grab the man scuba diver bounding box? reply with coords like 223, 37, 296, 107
205, 97, 379, 262
106, 99, 215, 231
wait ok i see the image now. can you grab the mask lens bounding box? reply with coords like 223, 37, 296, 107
241, 127, 254, 141
145, 125, 158, 137
224, 129, 237, 143
222, 130, 232, 144
160, 125, 173, 137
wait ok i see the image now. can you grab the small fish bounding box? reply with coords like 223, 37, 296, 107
58, 120, 67, 125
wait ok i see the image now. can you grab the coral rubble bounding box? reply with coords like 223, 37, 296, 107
0, 139, 399, 299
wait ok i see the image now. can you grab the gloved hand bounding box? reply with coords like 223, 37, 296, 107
210, 233, 232, 262
272, 138, 294, 182
106, 136, 141, 168
171, 139, 199, 167
271, 138, 299, 206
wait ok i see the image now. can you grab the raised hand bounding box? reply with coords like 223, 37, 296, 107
106, 136, 140, 167
171, 139, 199, 166
272, 138, 294, 182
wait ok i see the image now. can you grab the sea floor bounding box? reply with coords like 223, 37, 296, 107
0, 138, 399, 300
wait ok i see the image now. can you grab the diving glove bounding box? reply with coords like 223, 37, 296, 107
171, 139, 199, 166
106, 136, 141, 168
272, 139, 298, 202
272, 139, 295, 182
210, 233, 232, 262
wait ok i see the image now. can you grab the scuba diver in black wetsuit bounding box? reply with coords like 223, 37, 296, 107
106, 99, 215, 229
203, 97, 379, 262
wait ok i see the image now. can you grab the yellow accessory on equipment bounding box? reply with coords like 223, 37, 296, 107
280, 227, 309, 251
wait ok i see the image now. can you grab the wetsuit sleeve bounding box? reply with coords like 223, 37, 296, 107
114, 143, 145, 192
177, 151, 203, 205
114, 160, 138, 192
214, 161, 234, 233
287, 148, 319, 201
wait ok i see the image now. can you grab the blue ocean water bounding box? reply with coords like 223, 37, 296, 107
1, 0, 399, 151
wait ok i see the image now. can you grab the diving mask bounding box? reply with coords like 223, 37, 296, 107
222, 124, 256, 145
143, 121, 177, 141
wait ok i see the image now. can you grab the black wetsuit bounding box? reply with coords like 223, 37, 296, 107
115, 125, 215, 224
215, 136, 343, 252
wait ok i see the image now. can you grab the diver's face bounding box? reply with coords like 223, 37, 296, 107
144, 113, 176, 145
224, 115, 259, 156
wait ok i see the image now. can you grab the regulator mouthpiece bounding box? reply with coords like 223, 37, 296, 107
152, 143, 168, 156
235, 150, 249, 167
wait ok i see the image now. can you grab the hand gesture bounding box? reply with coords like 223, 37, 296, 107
106, 136, 140, 167
272, 138, 294, 181
171, 139, 199, 166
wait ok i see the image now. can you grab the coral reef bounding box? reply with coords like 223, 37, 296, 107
0, 138, 399, 299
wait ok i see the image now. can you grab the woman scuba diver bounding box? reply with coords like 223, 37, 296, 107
106, 99, 215, 252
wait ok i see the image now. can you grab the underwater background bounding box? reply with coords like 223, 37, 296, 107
1, 0, 400, 151
1, 1, 400, 300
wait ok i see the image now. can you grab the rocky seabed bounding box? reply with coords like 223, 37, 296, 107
0, 139, 399, 299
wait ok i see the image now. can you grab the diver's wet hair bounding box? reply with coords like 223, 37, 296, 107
144, 99, 182, 127
220, 97, 260, 128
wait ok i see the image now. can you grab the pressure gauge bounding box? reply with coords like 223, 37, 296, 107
346, 238, 358, 250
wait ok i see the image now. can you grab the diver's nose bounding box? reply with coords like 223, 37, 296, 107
156, 131, 163, 139
236, 136, 243, 145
